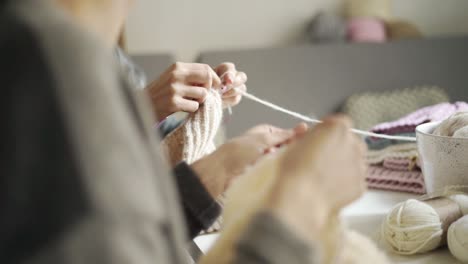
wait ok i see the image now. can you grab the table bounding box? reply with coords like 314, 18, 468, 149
194, 190, 461, 263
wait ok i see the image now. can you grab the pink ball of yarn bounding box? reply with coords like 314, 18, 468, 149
347, 17, 387, 43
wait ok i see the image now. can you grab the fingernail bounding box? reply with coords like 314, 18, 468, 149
223, 73, 234, 85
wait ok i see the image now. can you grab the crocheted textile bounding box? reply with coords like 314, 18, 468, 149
367, 166, 426, 194
343, 86, 449, 130
162, 89, 223, 166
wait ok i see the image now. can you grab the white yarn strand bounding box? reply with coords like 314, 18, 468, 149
237, 88, 417, 142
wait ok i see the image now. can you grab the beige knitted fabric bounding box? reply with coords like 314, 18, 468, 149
342, 86, 449, 130
161, 89, 224, 233
162, 89, 223, 167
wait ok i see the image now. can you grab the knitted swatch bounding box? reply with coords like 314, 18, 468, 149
162, 89, 223, 166
366, 143, 418, 164
342, 86, 449, 130
367, 166, 426, 194
383, 157, 418, 172
372, 102, 468, 135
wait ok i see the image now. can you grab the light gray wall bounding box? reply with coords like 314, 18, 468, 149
126, 0, 468, 61
198, 37, 468, 138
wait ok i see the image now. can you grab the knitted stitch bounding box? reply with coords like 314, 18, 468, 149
367, 166, 426, 194
343, 86, 449, 130
162, 89, 223, 166
383, 157, 418, 171
162, 89, 225, 234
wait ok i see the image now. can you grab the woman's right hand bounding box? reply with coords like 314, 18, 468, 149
145, 62, 222, 121
266, 115, 367, 239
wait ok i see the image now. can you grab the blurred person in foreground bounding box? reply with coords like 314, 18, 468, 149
0, 0, 367, 263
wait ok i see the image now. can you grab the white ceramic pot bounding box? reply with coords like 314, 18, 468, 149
416, 121, 468, 193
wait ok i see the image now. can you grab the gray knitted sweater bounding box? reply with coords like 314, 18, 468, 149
0, 0, 316, 263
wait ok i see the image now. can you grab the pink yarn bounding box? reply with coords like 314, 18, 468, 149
347, 17, 387, 43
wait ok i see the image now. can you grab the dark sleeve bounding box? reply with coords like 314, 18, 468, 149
173, 162, 221, 238
0, 14, 89, 263
233, 212, 320, 264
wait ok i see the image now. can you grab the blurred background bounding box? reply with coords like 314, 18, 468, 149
122, 0, 468, 139
125, 0, 468, 61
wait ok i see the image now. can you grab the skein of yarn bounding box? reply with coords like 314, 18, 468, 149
347, 17, 387, 43
385, 20, 423, 40
382, 197, 465, 255
346, 0, 391, 20
306, 11, 347, 43
448, 215, 468, 263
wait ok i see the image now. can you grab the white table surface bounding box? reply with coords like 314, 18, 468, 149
194, 190, 461, 263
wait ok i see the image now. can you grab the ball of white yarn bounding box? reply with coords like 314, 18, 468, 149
382, 199, 443, 255
448, 215, 468, 263
433, 111, 468, 137
449, 194, 468, 215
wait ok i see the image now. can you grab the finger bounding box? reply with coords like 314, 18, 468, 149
215, 62, 236, 85
176, 97, 200, 113
294, 123, 309, 136
179, 85, 208, 102
233, 71, 248, 87
322, 114, 353, 129
320, 114, 353, 140
283, 123, 310, 145
260, 126, 296, 147
170, 63, 221, 89
223, 72, 248, 94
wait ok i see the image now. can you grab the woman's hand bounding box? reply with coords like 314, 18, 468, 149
214, 63, 248, 109
145, 62, 247, 121
190, 123, 308, 198
145, 62, 222, 121
266, 115, 368, 239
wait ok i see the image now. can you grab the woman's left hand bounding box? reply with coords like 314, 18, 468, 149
214, 63, 248, 109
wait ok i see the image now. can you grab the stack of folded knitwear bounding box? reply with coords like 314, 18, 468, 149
366, 102, 468, 194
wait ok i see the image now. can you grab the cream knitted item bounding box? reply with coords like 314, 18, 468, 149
343, 86, 449, 130
433, 112, 468, 138
161, 89, 223, 166
366, 143, 418, 164
161, 89, 224, 233
200, 151, 390, 264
